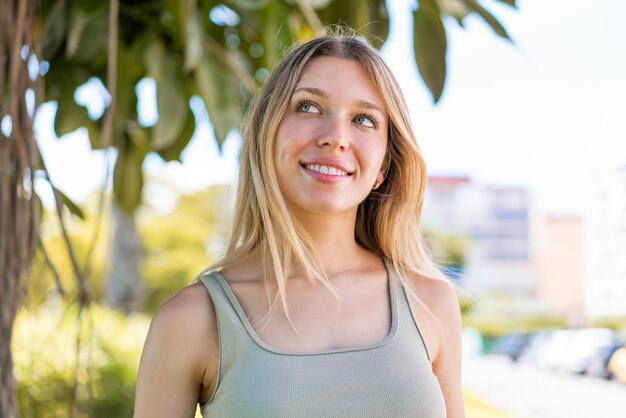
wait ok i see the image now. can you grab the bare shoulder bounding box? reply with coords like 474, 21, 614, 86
402, 271, 463, 367
404, 271, 466, 417
406, 273, 461, 323
154, 280, 217, 332
147, 280, 220, 380
134, 280, 219, 417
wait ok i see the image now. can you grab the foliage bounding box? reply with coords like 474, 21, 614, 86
36, 0, 516, 311
462, 293, 567, 339
423, 229, 471, 267
27, 184, 233, 312
464, 313, 566, 340
27, 199, 110, 307
40, 0, 515, 214
1, 0, 93, 412
139, 184, 233, 312
15, 184, 233, 416
12, 303, 150, 418
592, 317, 626, 333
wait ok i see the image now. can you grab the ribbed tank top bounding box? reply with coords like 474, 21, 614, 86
198, 261, 446, 418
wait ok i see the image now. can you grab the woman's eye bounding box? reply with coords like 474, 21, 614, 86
354, 115, 376, 128
297, 101, 320, 114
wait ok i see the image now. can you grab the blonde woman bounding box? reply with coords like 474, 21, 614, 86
134, 31, 465, 418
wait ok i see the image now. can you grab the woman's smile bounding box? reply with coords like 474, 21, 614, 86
300, 157, 355, 182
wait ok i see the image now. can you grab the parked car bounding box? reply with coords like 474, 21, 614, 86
560, 328, 618, 375
491, 332, 531, 361
516, 329, 556, 365
608, 345, 626, 384
586, 343, 623, 379
535, 329, 575, 371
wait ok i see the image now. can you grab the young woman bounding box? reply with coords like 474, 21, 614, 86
134, 31, 465, 418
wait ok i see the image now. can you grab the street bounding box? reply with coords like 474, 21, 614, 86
462, 354, 626, 418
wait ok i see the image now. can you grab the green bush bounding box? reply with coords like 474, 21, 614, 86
460, 293, 567, 340
13, 302, 150, 418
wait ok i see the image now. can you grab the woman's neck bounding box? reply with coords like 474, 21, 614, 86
289, 209, 374, 276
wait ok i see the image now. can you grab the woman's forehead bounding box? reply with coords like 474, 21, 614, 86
293, 56, 386, 110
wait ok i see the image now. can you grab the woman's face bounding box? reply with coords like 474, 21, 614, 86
274, 56, 388, 219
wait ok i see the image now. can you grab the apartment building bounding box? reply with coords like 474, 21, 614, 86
584, 165, 626, 318
423, 176, 534, 296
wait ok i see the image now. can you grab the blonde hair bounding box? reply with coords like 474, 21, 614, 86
205, 28, 449, 325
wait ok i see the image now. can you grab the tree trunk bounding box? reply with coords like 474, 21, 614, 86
106, 204, 144, 312
1, 0, 40, 416
0, 352, 18, 418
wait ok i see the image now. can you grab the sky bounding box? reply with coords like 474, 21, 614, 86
32, 0, 626, 216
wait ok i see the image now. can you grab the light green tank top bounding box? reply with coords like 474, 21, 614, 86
198, 261, 446, 417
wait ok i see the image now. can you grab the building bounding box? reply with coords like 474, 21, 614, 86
423, 176, 534, 296
530, 213, 585, 323
584, 165, 626, 318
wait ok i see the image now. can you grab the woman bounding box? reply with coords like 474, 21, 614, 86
134, 30, 465, 418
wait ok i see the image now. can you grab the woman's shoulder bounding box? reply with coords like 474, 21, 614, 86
151, 280, 219, 342
143, 280, 220, 379
134, 281, 220, 415
402, 270, 462, 363
403, 271, 465, 416
404, 272, 460, 318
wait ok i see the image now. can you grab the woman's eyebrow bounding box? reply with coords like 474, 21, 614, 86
294, 86, 328, 98
294, 86, 385, 115
354, 99, 385, 116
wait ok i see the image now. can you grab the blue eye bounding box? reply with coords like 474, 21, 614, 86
354, 114, 376, 128
297, 101, 320, 113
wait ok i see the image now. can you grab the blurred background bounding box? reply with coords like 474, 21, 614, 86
2, 0, 626, 417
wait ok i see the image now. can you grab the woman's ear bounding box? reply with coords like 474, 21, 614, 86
372, 171, 385, 190
378, 155, 390, 186
376, 172, 385, 186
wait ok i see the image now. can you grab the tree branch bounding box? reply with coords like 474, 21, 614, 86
204, 34, 258, 94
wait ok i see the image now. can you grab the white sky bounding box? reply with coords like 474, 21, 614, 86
34, 0, 626, 216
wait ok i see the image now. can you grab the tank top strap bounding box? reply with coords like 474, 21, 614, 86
385, 262, 433, 364
199, 272, 255, 369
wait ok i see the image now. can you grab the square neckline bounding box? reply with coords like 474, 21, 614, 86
211, 259, 399, 356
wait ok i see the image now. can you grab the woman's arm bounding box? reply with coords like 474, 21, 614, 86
134, 283, 219, 418
406, 273, 466, 418
428, 279, 466, 418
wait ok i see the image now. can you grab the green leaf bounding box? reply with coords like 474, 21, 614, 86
127, 122, 151, 155
85, 121, 103, 149
297, 0, 333, 9
257, 0, 293, 70
157, 108, 197, 162
184, 6, 204, 72
232, 0, 270, 11
436, 0, 471, 22
41, 0, 67, 60
163, 0, 187, 47
144, 38, 188, 151
413, 1, 447, 103
493, 0, 516, 7
113, 145, 145, 214
53, 187, 85, 220
315, 0, 389, 49
73, 0, 105, 13
462, 0, 511, 40
113, 40, 148, 145
195, 55, 241, 147
65, 3, 108, 63
53, 81, 93, 137
54, 98, 89, 137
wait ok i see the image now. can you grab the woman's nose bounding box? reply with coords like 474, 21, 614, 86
317, 115, 350, 151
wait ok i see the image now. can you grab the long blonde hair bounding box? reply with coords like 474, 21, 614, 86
205, 28, 448, 324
